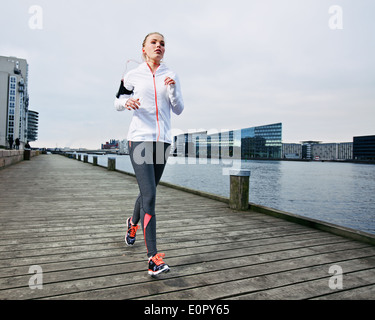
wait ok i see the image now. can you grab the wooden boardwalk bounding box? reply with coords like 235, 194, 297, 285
1, 154, 375, 300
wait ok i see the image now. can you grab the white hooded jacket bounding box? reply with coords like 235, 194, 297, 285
114, 62, 184, 144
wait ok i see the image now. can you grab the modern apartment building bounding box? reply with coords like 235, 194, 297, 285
282, 141, 353, 160
337, 142, 353, 160
282, 143, 302, 159
0, 56, 32, 149
312, 143, 339, 160
27, 110, 39, 142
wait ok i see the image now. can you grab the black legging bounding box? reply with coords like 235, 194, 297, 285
129, 141, 171, 258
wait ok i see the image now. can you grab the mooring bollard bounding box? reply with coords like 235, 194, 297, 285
77, 154, 81, 161
93, 156, 98, 166
24, 149, 31, 161
108, 157, 116, 171
83, 155, 88, 163
229, 169, 251, 211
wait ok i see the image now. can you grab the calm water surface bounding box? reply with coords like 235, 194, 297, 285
90, 155, 375, 235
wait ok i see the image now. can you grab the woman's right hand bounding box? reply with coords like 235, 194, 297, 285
125, 98, 140, 110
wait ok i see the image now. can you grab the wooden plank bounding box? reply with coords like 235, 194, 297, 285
1, 242, 373, 300
0, 234, 355, 290
312, 284, 375, 300
0, 232, 335, 278
41, 248, 375, 300
1, 154, 375, 300
0, 221, 316, 257
229, 268, 375, 300
135, 252, 375, 301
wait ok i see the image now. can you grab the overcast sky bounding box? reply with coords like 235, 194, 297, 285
1, 0, 374, 149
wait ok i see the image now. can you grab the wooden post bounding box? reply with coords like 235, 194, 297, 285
229, 169, 250, 211
93, 156, 98, 166
83, 155, 88, 163
108, 157, 116, 171
77, 154, 81, 161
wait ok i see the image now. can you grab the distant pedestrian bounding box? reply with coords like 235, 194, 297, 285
15, 138, 20, 150
8, 135, 13, 150
114, 32, 184, 277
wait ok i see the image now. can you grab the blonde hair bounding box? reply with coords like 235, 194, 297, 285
142, 32, 165, 61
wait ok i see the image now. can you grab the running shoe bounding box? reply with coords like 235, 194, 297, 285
125, 217, 140, 246
148, 253, 170, 276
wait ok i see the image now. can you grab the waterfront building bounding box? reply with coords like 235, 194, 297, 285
101, 139, 119, 150
206, 129, 238, 159
240, 123, 282, 159
313, 142, 353, 161
27, 110, 39, 142
295, 141, 353, 161
312, 143, 338, 161
173, 123, 282, 160
119, 139, 129, 154
353, 135, 375, 160
338, 142, 353, 160
0, 56, 32, 149
301, 141, 321, 160
173, 127, 357, 161
282, 143, 302, 159
174, 130, 207, 157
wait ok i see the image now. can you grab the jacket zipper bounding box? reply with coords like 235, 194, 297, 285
147, 64, 160, 142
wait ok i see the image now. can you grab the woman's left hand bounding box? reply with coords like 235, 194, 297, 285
164, 77, 175, 86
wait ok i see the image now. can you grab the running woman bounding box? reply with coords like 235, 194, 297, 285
114, 32, 184, 276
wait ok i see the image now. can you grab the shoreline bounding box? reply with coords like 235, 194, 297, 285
59, 150, 375, 165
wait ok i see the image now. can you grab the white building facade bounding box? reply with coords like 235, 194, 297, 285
0, 56, 30, 149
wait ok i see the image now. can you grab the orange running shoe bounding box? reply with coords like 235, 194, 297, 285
125, 217, 140, 246
148, 253, 170, 276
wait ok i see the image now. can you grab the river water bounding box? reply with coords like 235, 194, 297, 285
88, 154, 375, 235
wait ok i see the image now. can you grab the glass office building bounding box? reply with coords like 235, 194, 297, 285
174, 123, 282, 160
353, 135, 375, 160
240, 123, 282, 159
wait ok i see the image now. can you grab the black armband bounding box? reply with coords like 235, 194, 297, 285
116, 80, 133, 98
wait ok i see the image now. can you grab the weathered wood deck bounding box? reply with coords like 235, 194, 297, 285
1, 154, 375, 300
